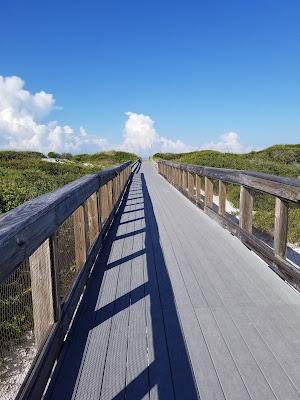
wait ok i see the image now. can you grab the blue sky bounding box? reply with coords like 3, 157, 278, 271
0, 0, 300, 155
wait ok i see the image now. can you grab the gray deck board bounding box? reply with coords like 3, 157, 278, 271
45, 161, 300, 400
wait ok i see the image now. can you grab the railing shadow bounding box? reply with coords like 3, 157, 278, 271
140, 172, 198, 399
45, 170, 198, 399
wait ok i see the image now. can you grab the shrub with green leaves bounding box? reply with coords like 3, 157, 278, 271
0, 149, 137, 362
154, 145, 300, 245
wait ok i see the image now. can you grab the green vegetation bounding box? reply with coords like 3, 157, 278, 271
0, 262, 33, 366
0, 149, 137, 363
0, 150, 137, 214
153, 144, 300, 245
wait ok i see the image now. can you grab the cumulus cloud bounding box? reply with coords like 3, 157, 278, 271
121, 112, 159, 153
121, 111, 192, 154
0, 75, 251, 156
199, 132, 252, 153
0, 75, 108, 154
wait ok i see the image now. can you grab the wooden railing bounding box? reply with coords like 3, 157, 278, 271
158, 160, 300, 291
0, 159, 140, 399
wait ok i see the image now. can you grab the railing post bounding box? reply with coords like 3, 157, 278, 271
188, 172, 195, 200
183, 170, 187, 192
99, 183, 109, 226
196, 175, 201, 204
274, 197, 288, 258
108, 180, 113, 213
86, 192, 99, 244
97, 188, 102, 231
218, 180, 226, 216
205, 176, 213, 208
73, 205, 87, 270
118, 172, 121, 196
239, 186, 253, 233
29, 238, 56, 349
50, 233, 61, 321
112, 176, 117, 206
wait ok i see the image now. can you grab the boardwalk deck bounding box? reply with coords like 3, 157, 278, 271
45, 161, 300, 400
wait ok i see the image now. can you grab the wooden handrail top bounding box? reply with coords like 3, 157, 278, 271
158, 160, 300, 203
0, 161, 132, 282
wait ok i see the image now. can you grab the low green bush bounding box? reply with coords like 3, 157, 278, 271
0, 149, 137, 363
154, 145, 300, 245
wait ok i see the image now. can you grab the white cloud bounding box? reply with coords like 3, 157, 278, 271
159, 137, 192, 153
0, 75, 252, 156
121, 111, 192, 154
121, 112, 159, 153
0, 75, 108, 154
199, 132, 252, 153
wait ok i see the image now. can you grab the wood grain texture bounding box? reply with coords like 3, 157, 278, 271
274, 197, 288, 258
73, 205, 87, 270
86, 192, 99, 244
239, 186, 253, 233
196, 175, 201, 205
99, 183, 109, 226
29, 239, 55, 349
50, 233, 61, 321
107, 180, 113, 215
188, 172, 195, 199
218, 180, 226, 216
205, 177, 213, 209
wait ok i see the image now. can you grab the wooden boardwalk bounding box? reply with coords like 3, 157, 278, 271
45, 161, 300, 400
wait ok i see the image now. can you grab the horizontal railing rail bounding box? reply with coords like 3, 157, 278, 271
0, 158, 140, 400
158, 160, 300, 291
0, 161, 131, 282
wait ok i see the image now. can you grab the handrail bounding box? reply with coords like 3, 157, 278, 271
0, 159, 140, 400
158, 160, 300, 291
161, 161, 300, 202
0, 161, 131, 283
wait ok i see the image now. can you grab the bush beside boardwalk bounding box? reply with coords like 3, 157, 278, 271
0, 150, 137, 213
154, 144, 300, 245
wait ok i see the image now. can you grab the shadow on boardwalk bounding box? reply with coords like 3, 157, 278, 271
45, 171, 198, 399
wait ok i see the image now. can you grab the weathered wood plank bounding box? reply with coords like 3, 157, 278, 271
188, 172, 195, 200
218, 180, 226, 216
196, 175, 201, 205
205, 177, 213, 209
99, 183, 109, 226
274, 197, 288, 258
29, 239, 55, 349
239, 186, 253, 233
73, 205, 87, 270
107, 180, 113, 215
86, 192, 99, 244
49, 233, 61, 321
